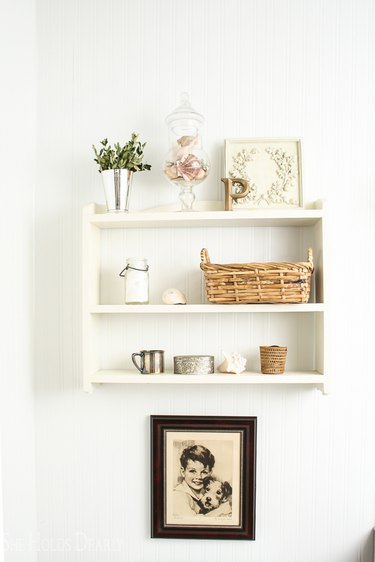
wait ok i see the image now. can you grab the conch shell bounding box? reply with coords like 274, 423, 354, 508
218, 351, 247, 374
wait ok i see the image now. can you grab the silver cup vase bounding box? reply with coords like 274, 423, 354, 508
101, 169, 133, 212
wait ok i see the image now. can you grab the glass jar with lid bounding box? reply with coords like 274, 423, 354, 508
163, 92, 210, 211
119, 258, 149, 304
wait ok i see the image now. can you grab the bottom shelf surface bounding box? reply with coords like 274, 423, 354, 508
87, 370, 327, 392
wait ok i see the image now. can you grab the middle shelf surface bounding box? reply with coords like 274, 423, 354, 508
89, 303, 325, 313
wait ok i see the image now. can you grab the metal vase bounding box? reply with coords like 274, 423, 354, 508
101, 169, 133, 212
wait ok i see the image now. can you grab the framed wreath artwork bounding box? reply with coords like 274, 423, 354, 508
224, 138, 303, 209
151, 415, 257, 540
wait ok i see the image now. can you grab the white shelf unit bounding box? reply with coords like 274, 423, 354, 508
82, 201, 327, 393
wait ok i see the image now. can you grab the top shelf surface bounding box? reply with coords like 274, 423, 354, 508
84, 201, 324, 229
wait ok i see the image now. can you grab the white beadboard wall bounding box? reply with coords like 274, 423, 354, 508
34, 1, 375, 562
0, 0, 37, 561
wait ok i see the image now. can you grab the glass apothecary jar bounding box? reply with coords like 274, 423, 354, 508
163, 93, 210, 211
119, 258, 149, 304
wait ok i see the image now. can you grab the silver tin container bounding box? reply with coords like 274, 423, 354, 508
173, 355, 214, 375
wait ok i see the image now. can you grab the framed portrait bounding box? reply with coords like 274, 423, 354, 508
151, 415, 257, 540
224, 138, 303, 209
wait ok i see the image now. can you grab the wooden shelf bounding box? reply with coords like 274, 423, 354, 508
89, 303, 325, 314
85, 203, 324, 229
90, 370, 326, 390
82, 200, 327, 393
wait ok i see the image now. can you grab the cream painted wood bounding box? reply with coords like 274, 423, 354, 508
89, 303, 325, 313
91, 370, 325, 390
86, 201, 324, 229
82, 208, 101, 392
82, 201, 327, 393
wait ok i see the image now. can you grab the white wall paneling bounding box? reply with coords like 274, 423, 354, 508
0, 0, 37, 560
34, 0, 375, 561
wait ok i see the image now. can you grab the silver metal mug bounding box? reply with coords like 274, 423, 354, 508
131, 350, 165, 374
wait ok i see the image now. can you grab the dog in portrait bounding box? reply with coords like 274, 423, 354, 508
199, 475, 232, 515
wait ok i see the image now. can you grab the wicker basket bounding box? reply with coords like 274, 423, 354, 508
260, 346, 287, 374
200, 248, 313, 304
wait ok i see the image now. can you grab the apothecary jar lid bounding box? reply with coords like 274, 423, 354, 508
165, 92, 205, 129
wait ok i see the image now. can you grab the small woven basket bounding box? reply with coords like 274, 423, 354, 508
200, 248, 313, 304
260, 346, 287, 374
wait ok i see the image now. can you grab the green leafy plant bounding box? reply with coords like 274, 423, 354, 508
92, 133, 152, 173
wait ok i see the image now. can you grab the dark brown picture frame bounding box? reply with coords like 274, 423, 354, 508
151, 415, 257, 540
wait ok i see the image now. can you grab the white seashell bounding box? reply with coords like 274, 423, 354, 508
162, 288, 187, 305
218, 351, 247, 374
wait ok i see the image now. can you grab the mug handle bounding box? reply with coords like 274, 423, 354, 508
132, 352, 144, 373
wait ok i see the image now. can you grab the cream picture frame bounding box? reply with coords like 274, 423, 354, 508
224, 138, 303, 209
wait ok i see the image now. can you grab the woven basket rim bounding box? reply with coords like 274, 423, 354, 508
200, 247, 314, 272
260, 346, 288, 351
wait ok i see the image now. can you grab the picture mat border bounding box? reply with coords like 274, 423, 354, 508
165, 430, 242, 527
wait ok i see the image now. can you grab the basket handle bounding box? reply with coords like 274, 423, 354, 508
307, 248, 313, 268
200, 248, 211, 264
